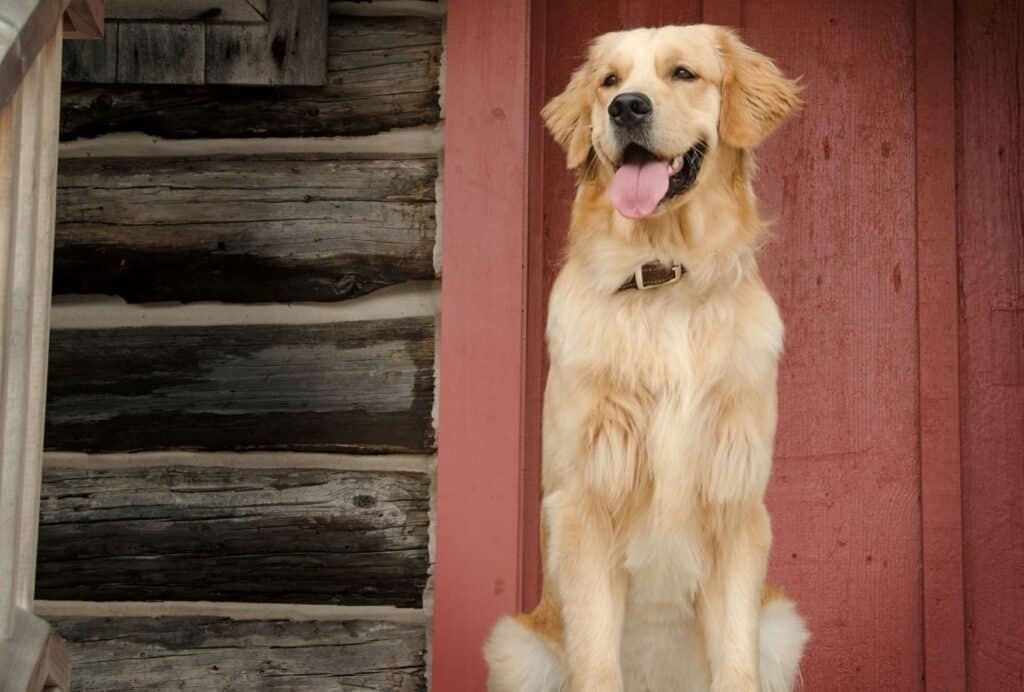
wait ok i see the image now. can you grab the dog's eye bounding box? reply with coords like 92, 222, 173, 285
602, 73, 619, 88
673, 66, 698, 81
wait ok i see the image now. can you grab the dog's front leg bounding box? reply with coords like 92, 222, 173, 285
699, 502, 771, 692
546, 490, 627, 692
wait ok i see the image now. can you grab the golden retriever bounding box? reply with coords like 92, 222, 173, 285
484, 25, 809, 692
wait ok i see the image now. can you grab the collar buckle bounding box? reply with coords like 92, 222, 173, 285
634, 263, 683, 290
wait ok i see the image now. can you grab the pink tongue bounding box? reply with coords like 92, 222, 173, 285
608, 161, 670, 219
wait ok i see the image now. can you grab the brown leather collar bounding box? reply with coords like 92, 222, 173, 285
617, 262, 686, 292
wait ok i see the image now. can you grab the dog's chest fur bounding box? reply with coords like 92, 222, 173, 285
544, 257, 783, 683
545, 257, 783, 505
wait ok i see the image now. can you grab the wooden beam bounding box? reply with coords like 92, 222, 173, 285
432, 0, 531, 689
915, 1, 966, 690
37, 465, 430, 606
63, 0, 103, 39
0, 0, 64, 110
0, 23, 62, 640
45, 317, 436, 453
52, 615, 425, 691
105, 0, 267, 23
54, 154, 437, 303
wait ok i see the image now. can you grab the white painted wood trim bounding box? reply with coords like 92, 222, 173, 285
0, 26, 62, 641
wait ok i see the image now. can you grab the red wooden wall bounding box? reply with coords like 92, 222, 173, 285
525, 1, 1023, 691
957, 1, 1024, 689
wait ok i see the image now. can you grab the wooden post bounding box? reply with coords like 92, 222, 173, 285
432, 0, 533, 689
0, 18, 72, 692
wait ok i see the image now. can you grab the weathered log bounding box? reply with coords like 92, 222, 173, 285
105, 0, 269, 23
51, 615, 426, 691
60, 16, 442, 139
44, 317, 436, 453
206, 0, 328, 85
62, 23, 118, 83
37, 465, 430, 606
116, 23, 206, 85
55, 155, 437, 302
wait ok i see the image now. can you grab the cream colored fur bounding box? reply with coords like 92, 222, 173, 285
485, 25, 808, 692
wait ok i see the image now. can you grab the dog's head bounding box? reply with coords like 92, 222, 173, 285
543, 25, 801, 220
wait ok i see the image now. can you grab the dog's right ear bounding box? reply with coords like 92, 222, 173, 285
714, 28, 802, 149
541, 63, 593, 170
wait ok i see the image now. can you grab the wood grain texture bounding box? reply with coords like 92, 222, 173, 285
206, 0, 328, 85
117, 23, 206, 85
957, 1, 1024, 690
37, 466, 429, 606
60, 16, 442, 139
432, 1, 534, 688
44, 318, 436, 453
915, 1, 966, 691
54, 155, 437, 303
52, 615, 426, 691
62, 23, 118, 83
106, 0, 269, 23
742, 2, 923, 690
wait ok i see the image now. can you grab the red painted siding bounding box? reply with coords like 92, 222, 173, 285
432, 1, 532, 689
958, 1, 1024, 690
745, 2, 924, 691
436, 1, 1022, 689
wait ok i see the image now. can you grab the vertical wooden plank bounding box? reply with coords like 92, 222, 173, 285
62, 21, 118, 82
15, 24, 61, 615
521, 0, 547, 612
205, 0, 327, 85
957, 1, 1024, 690
0, 26, 61, 638
743, 1, 924, 690
432, 0, 530, 689
117, 22, 205, 84
915, 1, 966, 690
0, 33, 44, 639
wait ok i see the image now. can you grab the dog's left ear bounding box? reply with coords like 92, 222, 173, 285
715, 28, 802, 149
541, 63, 593, 170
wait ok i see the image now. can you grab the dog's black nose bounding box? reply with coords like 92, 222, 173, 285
608, 92, 653, 128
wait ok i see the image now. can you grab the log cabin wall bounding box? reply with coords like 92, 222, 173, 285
39, 1, 444, 689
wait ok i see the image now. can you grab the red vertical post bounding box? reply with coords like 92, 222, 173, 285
432, 0, 533, 689
915, 1, 966, 690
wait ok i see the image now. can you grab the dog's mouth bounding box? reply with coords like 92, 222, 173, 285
607, 141, 708, 220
